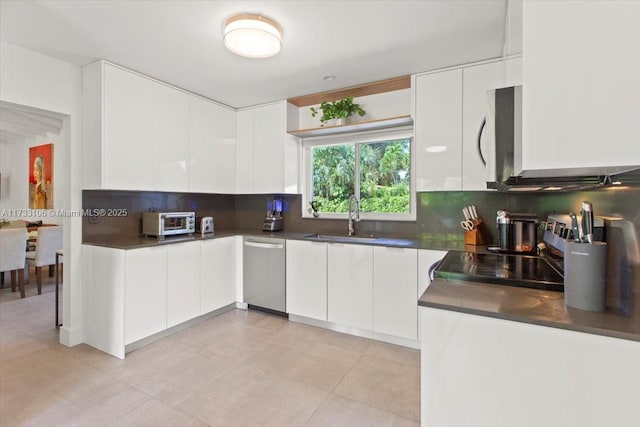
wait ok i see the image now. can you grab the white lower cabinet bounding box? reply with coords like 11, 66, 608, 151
327, 243, 373, 330
420, 307, 640, 427
125, 246, 167, 345
373, 247, 418, 340
286, 240, 328, 321
84, 238, 239, 358
167, 241, 201, 328
200, 237, 236, 314
82, 245, 126, 359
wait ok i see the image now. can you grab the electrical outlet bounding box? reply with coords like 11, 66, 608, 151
88, 216, 100, 224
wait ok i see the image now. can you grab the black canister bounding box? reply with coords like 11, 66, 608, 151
496, 211, 539, 254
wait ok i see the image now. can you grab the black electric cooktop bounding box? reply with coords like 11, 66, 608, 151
434, 250, 564, 292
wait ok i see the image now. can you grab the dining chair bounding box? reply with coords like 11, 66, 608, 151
25, 225, 62, 294
0, 228, 28, 298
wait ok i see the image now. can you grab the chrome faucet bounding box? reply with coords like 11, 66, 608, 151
348, 194, 360, 236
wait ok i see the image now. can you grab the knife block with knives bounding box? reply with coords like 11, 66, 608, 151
461, 205, 487, 245
464, 221, 487, 245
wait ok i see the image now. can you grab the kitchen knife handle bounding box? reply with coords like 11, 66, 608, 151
463, 207, 471, 221
569, 212, 581, 242
581, 201, 594, 244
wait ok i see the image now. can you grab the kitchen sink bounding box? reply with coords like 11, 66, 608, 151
301, 233, 415, 246
302, 233, 380, 244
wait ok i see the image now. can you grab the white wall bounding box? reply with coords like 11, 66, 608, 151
0, 40, 83, 346
0, 131, 65, 225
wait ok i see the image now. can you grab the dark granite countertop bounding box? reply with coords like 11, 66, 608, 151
82, 229, 468, 251
419, 278, 640, 342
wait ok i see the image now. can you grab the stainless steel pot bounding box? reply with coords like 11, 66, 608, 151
496, 211, 539, 254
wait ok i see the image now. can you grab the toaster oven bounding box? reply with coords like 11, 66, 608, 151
142, 212, 195, 238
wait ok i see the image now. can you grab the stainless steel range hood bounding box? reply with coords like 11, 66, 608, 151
484, 86, 640, 191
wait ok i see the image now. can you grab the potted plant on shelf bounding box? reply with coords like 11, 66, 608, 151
310, 96, 366, 126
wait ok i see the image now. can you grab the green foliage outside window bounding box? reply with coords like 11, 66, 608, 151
311, 139, 410, 214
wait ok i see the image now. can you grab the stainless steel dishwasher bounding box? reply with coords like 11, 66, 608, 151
243, 237, 286, 315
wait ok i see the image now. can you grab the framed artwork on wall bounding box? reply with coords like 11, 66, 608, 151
29, 143, 53, 209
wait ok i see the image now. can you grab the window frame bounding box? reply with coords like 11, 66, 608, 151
301, 127, 416, 221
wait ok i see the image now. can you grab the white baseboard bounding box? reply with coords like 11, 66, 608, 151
288, 314, 420, 350
59, 325, 83, 347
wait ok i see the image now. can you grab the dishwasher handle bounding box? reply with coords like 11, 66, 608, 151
244, 240, 285, 250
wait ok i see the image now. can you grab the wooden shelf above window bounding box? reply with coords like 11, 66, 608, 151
288, 115, 413, 138
288, 76, 411, 107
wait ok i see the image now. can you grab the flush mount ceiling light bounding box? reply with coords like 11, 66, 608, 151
223, 14, 282, 58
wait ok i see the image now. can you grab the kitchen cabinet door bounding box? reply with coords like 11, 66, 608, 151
103, 64, 154, 190
152, 82, 190, 192
415, 69, 463, 191
235, 101, 299, 194
327, 243, 373, 330
373, 247, 418, 340
522, 1, 640, 171
421, 307, 640, 427
125, 246, 167, 344
286, 240, 327, 321
462, 61, 505, 191
200, 237, 236, 314
235, 108, 254, 194
189, 96, 217, 193
253, 103, 285, 194
167, 241, 201, 328
212, 106, 237, 194
189, 97, 237, 194
82, 245, 126, 359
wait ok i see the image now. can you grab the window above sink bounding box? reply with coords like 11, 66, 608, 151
301, 128, 416, 221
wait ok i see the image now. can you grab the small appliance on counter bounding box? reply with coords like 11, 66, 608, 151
142, 212, 195, 238
493, 210, 539, 254
262, 198, 283, 232
196, 216, 214, 234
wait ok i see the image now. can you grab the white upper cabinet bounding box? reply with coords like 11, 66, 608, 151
235, 108, 254, 193
153, 82, 190, 192
415, 69, 463, 191
236, 101, 299, 194
522, 1, 640, 171
253, 103, 285, 194
189, 96, 237, 194
83, 60, 237, 192
414, 58, 523, 192
83, 62, 154, 190
462, 57, 522, 190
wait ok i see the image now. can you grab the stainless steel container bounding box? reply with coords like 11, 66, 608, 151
496, 211, 539, 254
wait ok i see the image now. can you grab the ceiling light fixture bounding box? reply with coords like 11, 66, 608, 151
223, 14, 282, 58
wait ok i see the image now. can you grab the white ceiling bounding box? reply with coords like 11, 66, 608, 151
0, 0, 516, 109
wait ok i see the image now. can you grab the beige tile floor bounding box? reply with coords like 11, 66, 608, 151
0, 283, 420, 426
